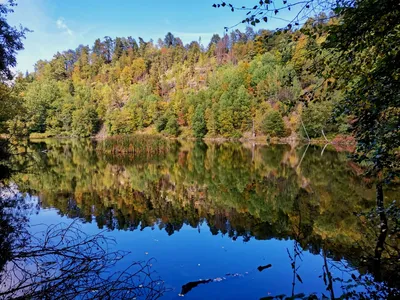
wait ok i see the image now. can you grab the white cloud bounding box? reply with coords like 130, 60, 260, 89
56, 17, 73, 36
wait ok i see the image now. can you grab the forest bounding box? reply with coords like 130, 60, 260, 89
1, 13, 346, 140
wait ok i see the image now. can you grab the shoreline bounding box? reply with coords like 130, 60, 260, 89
3, 132, 357, 148
22, 133, 357, 148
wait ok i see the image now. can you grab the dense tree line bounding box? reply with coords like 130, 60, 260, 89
2, 14, 347, 139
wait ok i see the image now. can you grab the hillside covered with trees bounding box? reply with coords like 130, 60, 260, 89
2, 13, 348, 140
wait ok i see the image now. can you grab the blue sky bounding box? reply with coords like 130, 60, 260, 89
7, 0, 302, 73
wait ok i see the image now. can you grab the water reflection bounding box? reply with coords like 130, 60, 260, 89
9, 138, 400, 298
0, 140, 166, 300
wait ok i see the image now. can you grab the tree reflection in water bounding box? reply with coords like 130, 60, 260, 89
3, 138, 400, 299
0, 141, 166, 300
263, 187, 400, 299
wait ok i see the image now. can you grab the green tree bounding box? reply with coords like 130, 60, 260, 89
218, 93, 234, 137
0, 1, 28, 134
192, 106, 207, 138
24, 80, 60, 133
72, 105, 98, 137
262, 110, 285, 137
113, 37, 124, 62
208, 34, 221, 50
103, 36, 114, 63
156, 115, 168, 133
302, 101, 334, 138
164, 32, 177, 48
323, 0, 400, 183
50, 53, 68, 81
0, 81, 23, 132
164, 113, 180, 137
0, 0, 28, 80
233, 85, 251, 131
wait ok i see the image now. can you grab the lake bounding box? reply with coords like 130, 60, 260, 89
3, 138, 400, 299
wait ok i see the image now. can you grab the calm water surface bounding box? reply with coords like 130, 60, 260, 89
8, 139, 400, 299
